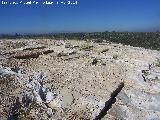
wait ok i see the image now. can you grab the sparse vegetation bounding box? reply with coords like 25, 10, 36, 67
156, 59, 160, 67
57, 52, 68, 57
142, 70, 150, 76
113, 54, 118, 60
92, 58, 98, 65
155, 76, 159, 81
80, 43, 93, 51
1, 32, 160, 50
101, 48, 109, 53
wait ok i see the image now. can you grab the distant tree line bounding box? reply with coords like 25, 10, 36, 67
0, 32, 160, 50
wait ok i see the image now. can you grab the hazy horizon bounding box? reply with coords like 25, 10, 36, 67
0, 0, 160, 33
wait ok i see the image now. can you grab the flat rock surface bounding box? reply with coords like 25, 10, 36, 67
0, 39, 160, 120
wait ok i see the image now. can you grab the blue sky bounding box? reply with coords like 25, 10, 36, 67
0, 0, 160, 33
